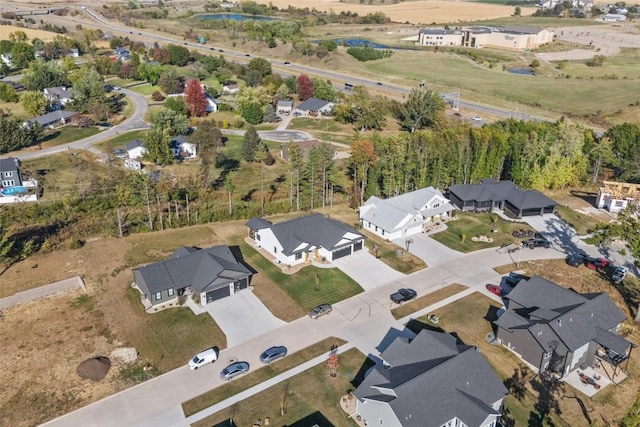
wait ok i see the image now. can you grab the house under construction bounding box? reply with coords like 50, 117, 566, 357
596, 181, 640, 213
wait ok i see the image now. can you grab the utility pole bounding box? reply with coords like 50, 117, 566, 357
144, 183, 153, 231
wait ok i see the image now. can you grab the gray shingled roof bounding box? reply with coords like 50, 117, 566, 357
448, 179, 557, 210
246, 217, 273, 230
419, 28, 459, 35
0, 157, 20, 173
498, 276, 629, 352
296, 97, 332, 112
277, 100, 293, 107
266, 213, 364, 255
125, 139, 144, 151
44, 86, 73, 99
26, 110, 77, 126
354, 329, 507, 427
133, 245, 252, 295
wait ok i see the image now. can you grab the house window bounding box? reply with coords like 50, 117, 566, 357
295, 253, 302, 260
256, 234, 261, 241
2, 180, 15, 187
274, 246, 277, 254
155, 292, 162, 301
168, 288, 174, 297
543, 351, 553, 358
4, 172, 13, 177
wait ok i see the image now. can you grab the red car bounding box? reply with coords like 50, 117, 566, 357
486, 284, 503, 297
584, 257, 610, 270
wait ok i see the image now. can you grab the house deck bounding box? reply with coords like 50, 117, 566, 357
561, 361, 627, 397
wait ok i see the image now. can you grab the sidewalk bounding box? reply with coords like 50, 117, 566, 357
185, 343, 354, 425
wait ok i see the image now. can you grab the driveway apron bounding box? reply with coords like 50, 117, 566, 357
332, 250, 405, 291
396, 233, 463, 266
204, 290, 286, 347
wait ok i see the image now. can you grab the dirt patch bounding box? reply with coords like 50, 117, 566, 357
77, 357, 111, 381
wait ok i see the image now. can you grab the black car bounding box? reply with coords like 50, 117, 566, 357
565, 254, 585, 267
522, 237, 550, 249
390, 288, 417, 304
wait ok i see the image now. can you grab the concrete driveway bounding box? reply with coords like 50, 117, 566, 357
396, 233, 462, 266
204, 290, 286, 348
332, 250, 405, 291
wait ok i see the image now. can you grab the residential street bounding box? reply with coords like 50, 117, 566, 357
41, 228, 568, 427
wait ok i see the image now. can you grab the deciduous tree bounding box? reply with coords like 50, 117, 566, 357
157, 68, 182, 94
296, 74, 313, 101
20, 91, 46, 116
164, 96, 188, 116
22, 59, 68, 91
184, 79, 208, 117
351, 138, 377, 206
397, 89, 445, 132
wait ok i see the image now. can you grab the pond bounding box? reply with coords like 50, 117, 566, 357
330, 38, 392, 49
197, 13, 280, 22
508, 68, 534, 75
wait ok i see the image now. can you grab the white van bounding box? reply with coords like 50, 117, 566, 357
188, 348, 218, 370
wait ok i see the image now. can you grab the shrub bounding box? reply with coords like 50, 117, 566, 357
151, 91, 165, 101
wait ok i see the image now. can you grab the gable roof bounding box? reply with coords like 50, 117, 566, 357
361, 187, 454, 232
277, 100, 293, 107
296, 97, 332, 112
44, 86, 73, 99
354, 329, 507, 427
0, 157, 20, 173
448, 179, 556, 209
133, 245, 252, 295
246, 217, 273, 230
496, 276, 629, 352
125, 139, 144, 151
26, 110, 77, 126
251, 213, 364, 255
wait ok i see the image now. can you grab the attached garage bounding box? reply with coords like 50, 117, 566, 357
332, 246, 352, 260
353, 241, 363, 252
206, 286, 231, 303
234, 277, 248, 292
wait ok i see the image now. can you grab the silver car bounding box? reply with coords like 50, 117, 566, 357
309, 304, 332, 319
259, 346, 288, 364
220, 361, 250, 381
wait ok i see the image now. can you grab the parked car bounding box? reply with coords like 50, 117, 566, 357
611, 266, 629, 283
584, 256, 610, 270
188, 347, 218, 370
522, 237, 550, 249
113, 149, 127, 159
259, 346, 288, 364
486, 284, 503, 297
504, 275, 525, 288
293, 111, 302, 117
390, 288, 417, 304
220, 361, 250, 380
284, 61, 291, 66
565, 254, 585, 267
112, 85, 122, 90
376, 82, 383, 86
218, 49, 224, 52
309, 304, 332, 319
471, 116, 483, 122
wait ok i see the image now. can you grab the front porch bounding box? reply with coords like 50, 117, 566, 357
244, 236, 312, 275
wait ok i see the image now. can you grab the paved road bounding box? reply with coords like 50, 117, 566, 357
41, 230, 568, 427
14, 88, 149, 161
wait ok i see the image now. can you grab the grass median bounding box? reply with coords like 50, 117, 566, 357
182, 337, 346, 417
391, 284, 467, 320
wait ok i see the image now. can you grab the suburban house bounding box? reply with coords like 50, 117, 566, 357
1, 53, 12, 67
417, 26, 554, 50
279, 140, 337, 161
133, 245, 253, 308
596, 180, 640, 213
359, 187, 455, 240
596, 13, 626, 22
170, 135, 197, 159
294, 97, 335, 116
24, 110, 77, 129
539, 0, 592, 9
115, 47, 130, 60
246, 214, 366, 266
222, 82, 240, 94
277, 99, 293, 114
354, 329, 508, 427
0, 157, 24, 188
447, 178, 557, 217
67, 48, 80, 58
494, 275, 632, 378
205, 92, 221, 112
126, 139, 147, 159
43, 86, 74, 108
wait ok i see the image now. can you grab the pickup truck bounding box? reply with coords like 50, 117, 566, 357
390, 288, 417, 304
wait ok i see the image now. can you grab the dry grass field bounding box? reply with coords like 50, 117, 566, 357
0, 24, 60, 42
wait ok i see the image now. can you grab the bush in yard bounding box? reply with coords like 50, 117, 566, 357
152, 91, 165, 102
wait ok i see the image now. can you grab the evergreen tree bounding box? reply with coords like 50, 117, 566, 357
242, 125, 261, 162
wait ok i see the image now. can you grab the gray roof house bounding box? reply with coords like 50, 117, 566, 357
447, 178, 557, 217
133, 245, 253, 309
294, 97, 335, 116
354, 329, 508, 427
115, 47, 130, 60
276, 99, 293, 113
0, 157, 23, 187
359, 187, 455, 240
246, 213, 365, 266
24, 110, 77, 128
495, 275, 632, 378
43, 86, 74, 107
125, 139, 147, 159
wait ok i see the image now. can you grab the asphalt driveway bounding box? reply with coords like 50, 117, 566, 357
396, 233, 462, 266
332, 250, 405, 291
204, 290, 286, 348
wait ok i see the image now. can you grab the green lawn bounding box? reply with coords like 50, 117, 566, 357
361, 230, 425, 274
391, 284, 467, 319
40, 126, 101, 147
289, 117, 354, 144
430, 213, 533, 252
239, 242, 363, 311
413, 293, 567, 426
191, 347, 367, 427
129, 83, 158, 96
182, 337, 346, 417
94, 129, 149, 152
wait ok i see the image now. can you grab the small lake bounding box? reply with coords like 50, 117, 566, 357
197, 13, 280, 22
508, 68, 534, 75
